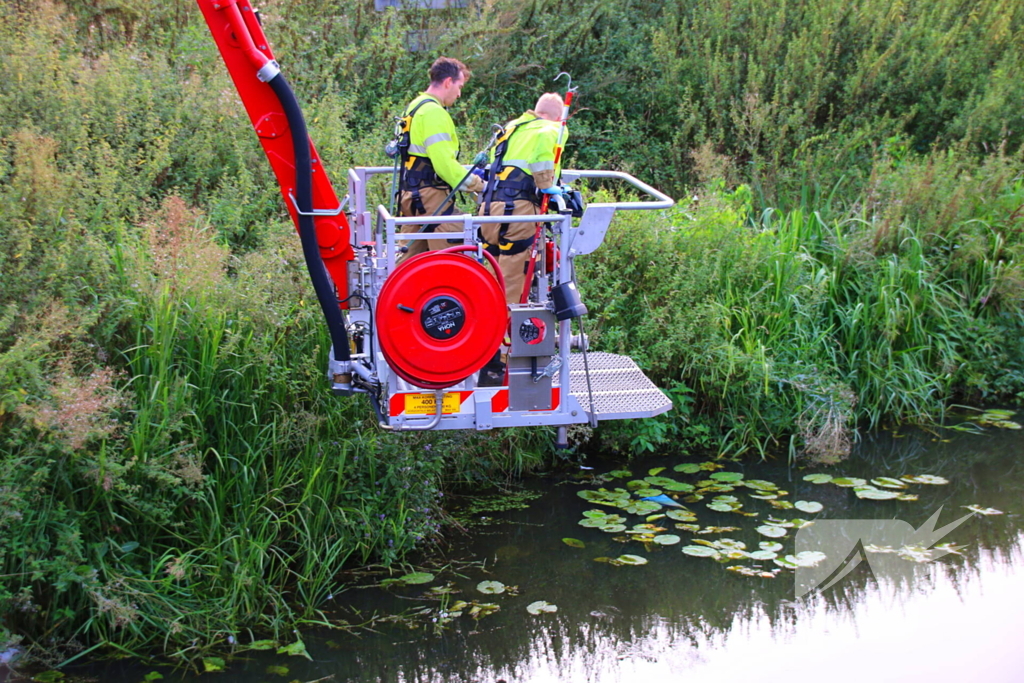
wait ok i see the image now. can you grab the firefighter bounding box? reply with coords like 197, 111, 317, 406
478, 93, 568, 304
397, 57, 484, 260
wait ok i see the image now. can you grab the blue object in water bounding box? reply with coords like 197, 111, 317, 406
641, 494, 683, 508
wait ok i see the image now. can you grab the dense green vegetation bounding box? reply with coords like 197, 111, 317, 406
1, 0, 1021, 665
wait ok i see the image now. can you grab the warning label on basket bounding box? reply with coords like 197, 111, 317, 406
403, 392, 462, 415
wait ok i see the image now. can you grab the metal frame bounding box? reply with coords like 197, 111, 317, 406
343, 166, 674, 432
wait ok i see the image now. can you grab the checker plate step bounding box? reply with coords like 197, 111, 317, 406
557, 352, 672, 420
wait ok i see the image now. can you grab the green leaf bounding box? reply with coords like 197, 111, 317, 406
398, 572, 435, 585
756, 525, 788, 538
682, 545, 720, 558
477, 580, 505, 594
871, 477, 907, 489
901, 474, 949, 485
648, 467, 666, 476
32, 672, 65, 683
710, 471, 744, 482
277, 639, 312, 660
652, 534, 681, 545
794, 501, 823, 514
527, 600, 558, 614
802, 474, 833, 484
963, 505, 1003, 515
142, 673, 165, 683
203, 657, 226, 673
832, 477, 867, 487
613, 554, 648, 565
854, 486, 901, 500
562, 538, 586, 548
245, 639, 278, 651
266, 664, 290, 676
673, 463, 702, 474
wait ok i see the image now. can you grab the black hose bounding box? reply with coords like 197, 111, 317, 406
267, 73, 350, 362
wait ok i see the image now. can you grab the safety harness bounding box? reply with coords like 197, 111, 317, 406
397, 97, 452, 222
480, 117, 541, 259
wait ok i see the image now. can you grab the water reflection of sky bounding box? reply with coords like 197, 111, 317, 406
498, 545, 1024, 682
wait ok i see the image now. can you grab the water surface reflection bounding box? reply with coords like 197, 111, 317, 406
69, 427, 1024, 682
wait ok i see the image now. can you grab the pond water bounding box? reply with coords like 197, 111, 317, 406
52, 424, 1024, 682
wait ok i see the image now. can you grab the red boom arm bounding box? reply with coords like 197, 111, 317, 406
196, 0, 353, 303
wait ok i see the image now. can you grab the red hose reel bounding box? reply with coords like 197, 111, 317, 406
376, 249, 506, 389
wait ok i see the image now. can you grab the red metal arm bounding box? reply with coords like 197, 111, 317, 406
196, 0, 353, 303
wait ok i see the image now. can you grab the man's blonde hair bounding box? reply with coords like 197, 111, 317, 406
534, 93, 563, 121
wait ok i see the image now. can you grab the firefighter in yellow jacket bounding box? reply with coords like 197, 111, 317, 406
479, 93, 567, 304
397, 57, 484, 259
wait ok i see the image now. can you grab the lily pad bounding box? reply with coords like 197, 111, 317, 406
768, 500, 794, 509
673, 463, 702, 474
634, 488, 663, 498
794, 500, 824, 514
663, 481, 696, 492
469, 602, 500, 619
399, 572, 435, 585
648, 467, 666, 476
802, 473, 833, 484
748, 550, 778, 560
756, 525, 788, 538
710, 471, 744, 482
871, 477, 908, 489
743, 479, 779, 491
623, 501, 663, 515
682, 545, 720, 558
699, 461, 724, 471
896, 493, 919, 501
613, 554, 649, 566
901, 474, 949, 485
277, 639, 312, 660
527, 600, 558, 615
606, 470, 632, 479
477, 580, 506, 595
582, 509, 610, 519
645, 476, 679, 487
698, 525, 741, 534
562, 538, 586, 548
600, 524, 627, 533
665, 509, 697, 522
963, 505, 1003, 515
202, 658, 226, 673
785, 551, 827, 567
854, 486, 901, 500
832, 477, 867, 487
707, 502, 737, 512
579, 518, 607, 528
759, 541, 784, 552
652, 534, 682, 546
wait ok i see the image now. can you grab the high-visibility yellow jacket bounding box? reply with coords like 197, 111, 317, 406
403, 93, 464, 189
489, 111, 567, 189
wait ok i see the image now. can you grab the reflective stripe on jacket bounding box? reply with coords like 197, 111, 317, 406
489, 111, 566, 187
404, 93, 463, 189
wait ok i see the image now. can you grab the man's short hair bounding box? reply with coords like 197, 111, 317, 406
534, 93, 563, 120
429, 57, 470, 85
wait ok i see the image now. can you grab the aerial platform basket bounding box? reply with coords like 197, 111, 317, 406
195, 0, 674, 441
339, 167, 675, 434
